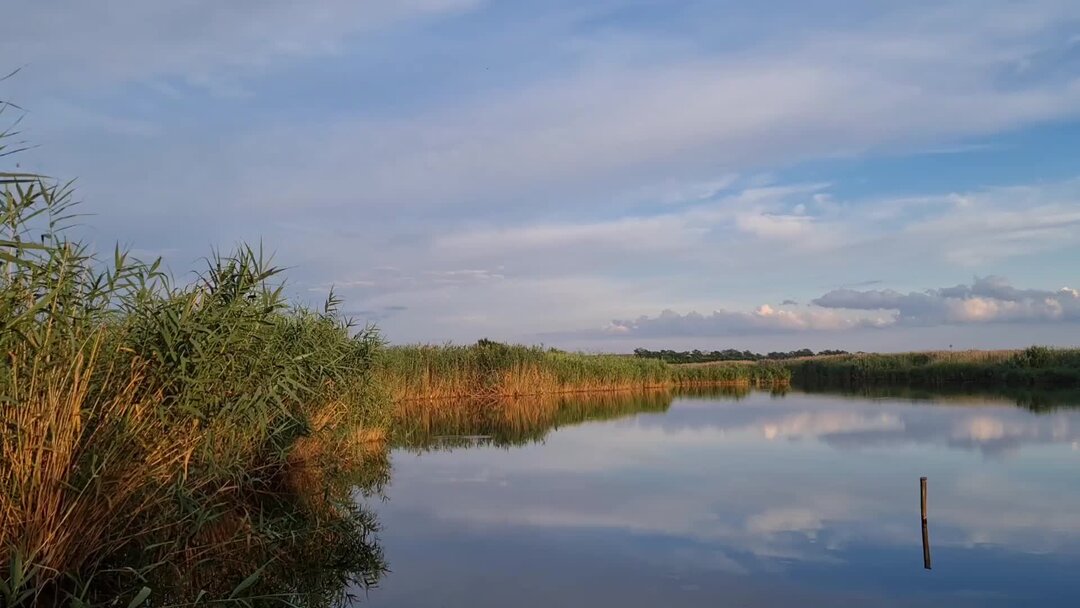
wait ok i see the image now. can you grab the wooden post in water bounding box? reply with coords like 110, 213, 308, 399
920, 476, 932, 570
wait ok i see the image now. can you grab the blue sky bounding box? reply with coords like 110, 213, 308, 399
4, 0, 1080, 350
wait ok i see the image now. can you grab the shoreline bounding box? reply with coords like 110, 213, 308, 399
387, 377, 787, 403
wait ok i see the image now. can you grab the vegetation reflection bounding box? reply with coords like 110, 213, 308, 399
391, 386, 758, 451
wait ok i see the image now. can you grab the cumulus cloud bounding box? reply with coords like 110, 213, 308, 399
813, 276, 1080, 325
592, 277, 1079, 339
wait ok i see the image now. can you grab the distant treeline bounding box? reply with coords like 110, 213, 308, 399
633, 347, 849, 364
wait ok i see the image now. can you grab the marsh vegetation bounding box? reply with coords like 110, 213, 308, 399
378, 342, 789, 402
786, 347, 1080, 389
0, 184, 389, 604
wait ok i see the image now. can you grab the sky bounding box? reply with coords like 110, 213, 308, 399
3, 0, 1080, 351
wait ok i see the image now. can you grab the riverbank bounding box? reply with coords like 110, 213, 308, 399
377, 343, 789, 402
786, 347, 1080, 389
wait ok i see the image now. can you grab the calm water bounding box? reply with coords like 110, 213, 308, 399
363, 390, 1080, 607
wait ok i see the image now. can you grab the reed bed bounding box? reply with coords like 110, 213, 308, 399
788, 347, 1080, 389
376, 342, 790, 402
898, 349, 1020, 364
0, 155, 389, 604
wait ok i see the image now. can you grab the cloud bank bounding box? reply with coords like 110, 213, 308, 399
813, 276, 1080, 325
599, 277, 1080, 339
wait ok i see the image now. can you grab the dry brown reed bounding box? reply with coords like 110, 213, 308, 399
384, 363, 669, 402
0, 342, 198, 592
377, 344, 788, 403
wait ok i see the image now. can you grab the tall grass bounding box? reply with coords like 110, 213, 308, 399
0, 137, 388, 604
376, 342, 789, 402
787, 347, 1080, 389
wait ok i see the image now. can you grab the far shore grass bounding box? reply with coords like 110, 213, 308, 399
376, 342, 789, 402
783, 347, 1080, 389
641, 347, 1080, 390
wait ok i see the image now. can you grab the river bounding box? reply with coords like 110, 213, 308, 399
364, 388, 1080, 606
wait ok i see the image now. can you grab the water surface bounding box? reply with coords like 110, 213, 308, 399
364, 389, 1080, 606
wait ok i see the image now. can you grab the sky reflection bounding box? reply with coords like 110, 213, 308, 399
364, 391, 1080, 607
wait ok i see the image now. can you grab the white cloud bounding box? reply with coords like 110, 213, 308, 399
224, 49, 1080, 215
813, 276, 1080, 325
734, 213, 815, 240
898, 184, 1080, 265
578, 276, 1079, 340
70, 0, 1075, 225
435, 215, 703, 255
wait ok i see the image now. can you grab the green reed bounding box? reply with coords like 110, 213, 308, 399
377, 341, 789, 402
787, 347, 1080, 389
0, 113, 388, 604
